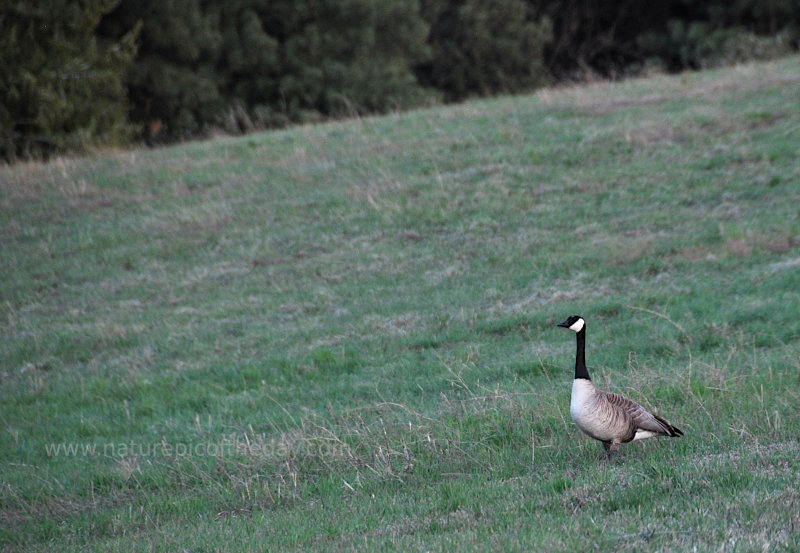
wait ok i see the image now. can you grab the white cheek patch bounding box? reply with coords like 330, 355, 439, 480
569, 318, 585, 332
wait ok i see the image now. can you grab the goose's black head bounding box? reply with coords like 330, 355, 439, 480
557, 315, 585, 333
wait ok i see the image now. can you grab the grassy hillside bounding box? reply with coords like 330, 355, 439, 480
2, 57, 800, 552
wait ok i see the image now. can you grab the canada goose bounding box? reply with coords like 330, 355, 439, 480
557, 315, 683, 461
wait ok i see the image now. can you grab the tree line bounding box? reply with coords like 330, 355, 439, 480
2, 0, 798, 162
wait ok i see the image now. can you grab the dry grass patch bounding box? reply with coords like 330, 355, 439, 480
349, 174, 407, 218
667, 230, 799, 264
721, 230, 798, 257
0, 155, 85, 208
143, 200, 232, 236
601, 231, 661, 266
363, 313, 424, 337
538, 59, 800, 117
622, 123, 684, 147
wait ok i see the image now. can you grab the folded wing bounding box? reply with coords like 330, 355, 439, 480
603, 390, 683, 440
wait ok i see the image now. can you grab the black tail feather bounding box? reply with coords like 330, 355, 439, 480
654, 414, 684, 437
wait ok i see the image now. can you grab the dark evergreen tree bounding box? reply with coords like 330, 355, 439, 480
0, 0, 137, 161
213, 1, 282, 130
272, 0, 433, 119
99, 0, 225, 140
8, 0, 794, 156
418, 0, 552, 101
635, 0, 799, 71
527, 0, 798, 78
99, 0, 433, 138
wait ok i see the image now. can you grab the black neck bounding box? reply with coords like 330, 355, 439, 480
574, 329, 591, 380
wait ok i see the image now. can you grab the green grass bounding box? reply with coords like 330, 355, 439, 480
2, 56, 800, 552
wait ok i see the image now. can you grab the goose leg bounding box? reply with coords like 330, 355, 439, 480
602, 441, 612, 463
603, 441, 621, 464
